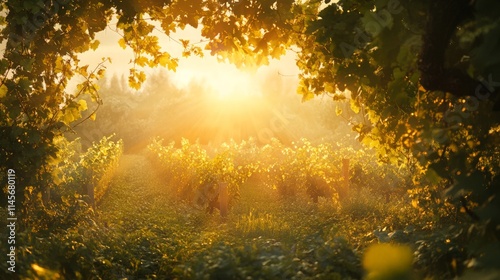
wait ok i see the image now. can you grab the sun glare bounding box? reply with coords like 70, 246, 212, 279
75, 20, 300, 144
172, 57, 261, 101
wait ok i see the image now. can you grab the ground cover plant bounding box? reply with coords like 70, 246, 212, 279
0, 137, 492, 279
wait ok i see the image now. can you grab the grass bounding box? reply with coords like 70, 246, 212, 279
4, 152, 459, 279
93, 153, 367, 278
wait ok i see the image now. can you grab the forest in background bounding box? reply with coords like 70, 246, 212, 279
70, 71, 360, 152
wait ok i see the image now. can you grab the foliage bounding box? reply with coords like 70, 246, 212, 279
260, 138, 344, 200
0, 0, 304, 224
55, 135, 123, 204
292, 0, 500, 274
19, 135, 123, 232
147, 137, 258, 210
148, 136, 410, 208
259, 138, 410, 204
413, 226, 468, 279
0, 148, 490, 279
179, 235, 362, 280
1, 0, 500, 278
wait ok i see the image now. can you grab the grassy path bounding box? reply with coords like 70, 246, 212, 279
95, 154, 217, 279
91, 153, 362, 279
99, 153, 174, 221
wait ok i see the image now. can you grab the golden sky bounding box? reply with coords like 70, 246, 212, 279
77, 23, 300, 98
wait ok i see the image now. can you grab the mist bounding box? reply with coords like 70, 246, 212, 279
70, 68, 361, 153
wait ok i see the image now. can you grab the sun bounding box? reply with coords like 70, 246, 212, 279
172, 56, 262, 100
160, 56, 272, 142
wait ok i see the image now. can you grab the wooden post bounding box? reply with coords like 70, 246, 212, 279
341, 158, 349, 199
219, 182, 229, 218
86, 168, 96, 210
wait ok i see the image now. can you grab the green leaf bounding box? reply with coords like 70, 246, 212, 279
0, 59, 9, 73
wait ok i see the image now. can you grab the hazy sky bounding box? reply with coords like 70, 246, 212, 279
78, 22, 300, 97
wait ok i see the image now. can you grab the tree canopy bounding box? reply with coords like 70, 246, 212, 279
1, 0, 500, 274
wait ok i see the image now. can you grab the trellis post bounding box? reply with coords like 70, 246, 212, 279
86, 168, 96, 210
341, 158, 350, 199
219, 182, 229, 218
